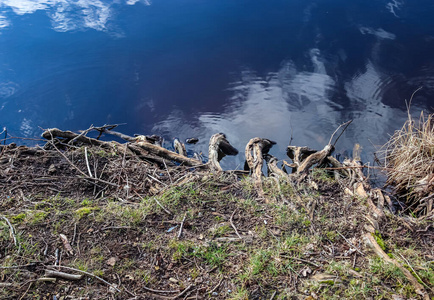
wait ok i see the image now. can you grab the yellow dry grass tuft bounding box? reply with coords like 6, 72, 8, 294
382, 108, 433, 216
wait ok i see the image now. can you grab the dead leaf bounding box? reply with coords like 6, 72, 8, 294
106, 257, 117, 267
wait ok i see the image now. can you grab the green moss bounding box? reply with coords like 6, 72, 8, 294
373, 231, 386, 251
28, 211, 48, 224
11, 213, 26, 223
74, 207, 99, 219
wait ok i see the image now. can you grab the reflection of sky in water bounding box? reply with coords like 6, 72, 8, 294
0, 0, 150, 32
0, 0, 433, 169
153, 49, 425, 168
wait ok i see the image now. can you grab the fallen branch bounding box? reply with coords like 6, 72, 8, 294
172, 284, 192, 299
45, 265, 121, 293
44, 270, 83, 281
177, 212, 187, 239
42, 128, 105, 146
363, 233, 429, 300
230, 210, 242, 239
143, 286, 180, 294
137, 140, 204, 168
1, 215, 18, 248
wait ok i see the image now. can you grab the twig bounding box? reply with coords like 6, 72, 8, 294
72, 223, 77, 246
280, 256, 319, 267
178, 212, 187, 239
1, 215, 18, 247
398, 253, 433, 292
49, 139, 118, 187
44, 270, 83, 281
269, 290, 277, 300
68, 125, 94, 145
208, 278, 224, 295
19, 281, 33, 300
230, 210, 242, 239
163, 159, 173, 184
337, 231, 364, 256
84, 147, 94, 178
46, 265, 121, 293
172, 285, 192, 299
143, 286, 180, 293
364, 233, 429, 300
154, 197, 173, 215
329, 120, 352, 146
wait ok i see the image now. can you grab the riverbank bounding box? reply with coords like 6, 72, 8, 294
0, 127, 432, 299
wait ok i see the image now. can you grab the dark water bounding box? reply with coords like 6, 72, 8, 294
1, 0, 433, 169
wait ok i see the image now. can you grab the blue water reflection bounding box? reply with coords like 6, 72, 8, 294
0, 0, 433, 168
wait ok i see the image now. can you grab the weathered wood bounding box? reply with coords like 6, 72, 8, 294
245, 138, 275, 201
127, 143, 171, 166
297, 144, 334, 175
208, 133, 238, 171
44, 270, 83, 281
173, 138, 187, 157
286, 146, 317, 172
42, 128, 105, 146
136, 140, 203, 168
265, 155, 289, 179
364, 233, 429, 300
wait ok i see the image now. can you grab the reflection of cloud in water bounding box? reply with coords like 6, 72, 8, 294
0, 0, 151, 32
386, 0, 403, 18
0, 81, 18, 98
359, 27, 396, 40
153, 49, 419, 168
344, 61, 408, 152
0, 13, 9, 28
20, 118, 33, 136
153, 49, 342, 168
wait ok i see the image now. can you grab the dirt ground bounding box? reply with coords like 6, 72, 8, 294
0, 142, 433, 300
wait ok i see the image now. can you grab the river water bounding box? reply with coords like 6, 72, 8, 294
1, 0, 433, 168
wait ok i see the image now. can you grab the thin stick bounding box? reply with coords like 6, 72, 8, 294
148, 174, 168, 187
68, 125, 94, 145
143, 286, 180, 294
280, 256, 319, 267
178, 212, 187, 239
49, 139, 118, 187
172, 284, 192, 299
154, 198, 173, 215
84, 147, 94, 178
72, 223, 77, 246
230, 210, 242, 239
329, 120, 353, 146
269, 290, 277, 300
44, 270, 83, 281
45, 265, 121, 293
337, 231, 364, 256
163, 159, 173, 184
209, 278, 223, 295
1, 215, 18, 247
398, 253, 433, 292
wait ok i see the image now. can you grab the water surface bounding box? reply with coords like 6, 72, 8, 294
1, 0, 433, 168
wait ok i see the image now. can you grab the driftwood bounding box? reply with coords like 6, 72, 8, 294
208, 133, 238, 171
136, 140, 203, 168
364, 233, 429, 300
265, 155, 289, 179
44, 270, 83, 281
245, 138, 276, 201
173, 138, 187, 157
42, 128, 106, 147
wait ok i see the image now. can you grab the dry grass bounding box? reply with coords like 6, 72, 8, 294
382, 108, 433, 216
